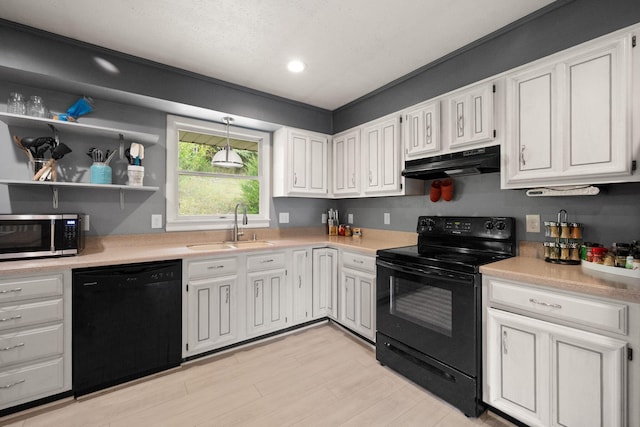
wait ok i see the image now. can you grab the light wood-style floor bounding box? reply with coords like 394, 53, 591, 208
1, 323, 517, 427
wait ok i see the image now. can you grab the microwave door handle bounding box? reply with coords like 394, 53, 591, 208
50, 219, 55, 252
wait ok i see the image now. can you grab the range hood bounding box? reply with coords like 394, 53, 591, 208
402, 145, 500, 180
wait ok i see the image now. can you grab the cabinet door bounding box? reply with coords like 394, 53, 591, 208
312, 248, 338, 319
290, 132, 307, 191
551, 328, 626, 427
340, 270, 357, 330
308, 136, 328, 194
504, 64, 559, 184
247, 269, 287, 336
450, 84, 494, 148
405, 101, 441, 157
363, 117, 401, 195
292, 249, 311, 324
355, 271, 376, 341
562, 39, 630, 178
332, 129, 360, 196
187, 276, 237, 355
487, 308, 548, 427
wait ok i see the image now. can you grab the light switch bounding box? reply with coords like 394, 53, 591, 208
279, 212, 290, 223
526, 214, 540, 233
348, 213, 354, 224
384, 212, 391, 225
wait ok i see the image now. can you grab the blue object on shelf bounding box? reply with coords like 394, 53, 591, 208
90, 162, 112, 184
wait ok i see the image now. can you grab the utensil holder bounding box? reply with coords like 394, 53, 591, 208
90, 162, 112, 184
127, 165, 144, 186
30, 159, 54, 181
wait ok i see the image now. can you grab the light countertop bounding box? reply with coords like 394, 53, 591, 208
480, 256, 640, 304
0, 227, 417, 277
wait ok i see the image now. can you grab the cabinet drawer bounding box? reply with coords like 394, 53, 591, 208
0, 299, 63, 332
247, 253, 286, 272
0, 324, 64, 367
188, 258, 238, 279
342, 252, 375, 273
0, 357, 64, 408
0, 275, 63, 303
489, 279, 627, 335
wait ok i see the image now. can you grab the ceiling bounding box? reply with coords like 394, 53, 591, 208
0, 0, 555, 111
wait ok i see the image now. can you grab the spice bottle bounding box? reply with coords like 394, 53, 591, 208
570, 223, 582, 240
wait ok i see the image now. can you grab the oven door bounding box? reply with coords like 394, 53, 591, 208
376, 257, 479, 375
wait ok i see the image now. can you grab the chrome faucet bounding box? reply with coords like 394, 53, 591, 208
233, 203, 248, 242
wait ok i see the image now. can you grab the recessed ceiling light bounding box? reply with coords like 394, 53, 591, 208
287, 60, 306, 73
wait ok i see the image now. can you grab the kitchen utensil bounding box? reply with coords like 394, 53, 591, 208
12, 136, 34, 162
33, 143, 72, 181
130, 143, 140, 165
105, 149, 117, 165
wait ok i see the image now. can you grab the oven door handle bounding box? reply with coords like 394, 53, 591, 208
377, 259, 470, 282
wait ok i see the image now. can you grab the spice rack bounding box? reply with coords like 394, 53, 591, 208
543, 209, 583, 265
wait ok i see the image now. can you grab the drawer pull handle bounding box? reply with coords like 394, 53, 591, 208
0, 342, 25, 351
0, 288, 22, 294
529, 298, 562, 309
353, 259, 364, 264
0, 315, 22, 322
261, 259, 274, 264
1, 379, 25, 389
207, 265, 224, 270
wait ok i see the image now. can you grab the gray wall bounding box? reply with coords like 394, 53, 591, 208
335, 175, 640, 246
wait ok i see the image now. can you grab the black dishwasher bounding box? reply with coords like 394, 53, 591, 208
72, 259, 182, 397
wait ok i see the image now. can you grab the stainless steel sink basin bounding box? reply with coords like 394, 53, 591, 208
186, 242, 234, 251
228, 240, 274, 249
186, 240, 274, 251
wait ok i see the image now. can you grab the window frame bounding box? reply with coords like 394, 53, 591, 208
165, 114, 271, 231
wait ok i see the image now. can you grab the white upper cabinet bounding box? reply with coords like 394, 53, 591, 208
503, 32, 633, 188
404, 100, 441, 158
332, 128, 361, 197
449, 83, 495, 148
363, 116, 402, 194
273, 127, 329, 198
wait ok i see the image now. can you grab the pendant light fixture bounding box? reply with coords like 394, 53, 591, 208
211, 117, 243, 169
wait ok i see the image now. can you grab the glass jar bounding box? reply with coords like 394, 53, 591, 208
570, 223, 582, 239
543, 242, 552, 259
26, 95, 47, 118
560, 222, 571, 239
591, 247, 607, 264
559, 243, 570, 261
344, 225, 352, 237
545, 221, 560, 238
548, 243, 559, 260
7, 92, 26, 115
569, 243, 581, 261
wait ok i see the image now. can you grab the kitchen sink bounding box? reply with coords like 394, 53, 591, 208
228, 240, 274, 249
186, 242, 234, 251
186, 240, 275, 251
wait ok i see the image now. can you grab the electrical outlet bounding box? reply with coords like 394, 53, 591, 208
526, 214, 540, 233
348, 213, 354, 224
83, 214, 90, 231
384, 212, 391, 225
321, 213, 327, 224
279, 212, 290, 223
151, 214, 163, 229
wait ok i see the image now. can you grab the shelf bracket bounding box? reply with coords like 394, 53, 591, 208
119, 188, 125, 209
52, 187, 59, 209
119, 133, 125, 160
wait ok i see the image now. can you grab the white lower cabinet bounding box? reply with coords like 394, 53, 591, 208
338, 251, 376, 341
483, 276, 634, 427
0, 272, 70, 411
312, 248, 338, 320
246, 252, 288, 337
184, 257, 239, 357
291, 249, 312, 324
186, 275, 237, 356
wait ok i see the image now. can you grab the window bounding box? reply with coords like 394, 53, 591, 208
166, 114, 271, 231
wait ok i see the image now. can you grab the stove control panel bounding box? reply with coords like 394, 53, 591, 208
417, 216, 514, 239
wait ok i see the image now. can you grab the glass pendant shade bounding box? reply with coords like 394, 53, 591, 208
212, 117, 243, 169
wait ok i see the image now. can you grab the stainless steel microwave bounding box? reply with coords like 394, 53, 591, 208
0, 214, 84, 260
